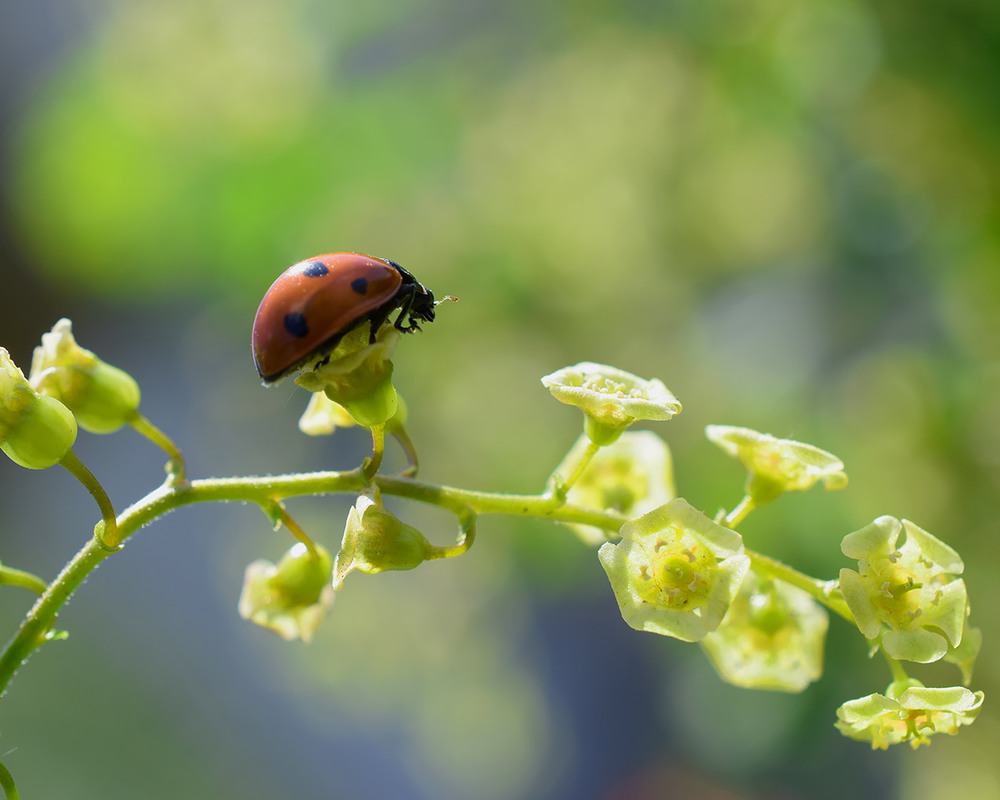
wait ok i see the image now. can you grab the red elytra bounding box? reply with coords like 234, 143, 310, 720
252, 252, 436, 383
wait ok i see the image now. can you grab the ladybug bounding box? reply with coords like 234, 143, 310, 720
252, 252, 437, 383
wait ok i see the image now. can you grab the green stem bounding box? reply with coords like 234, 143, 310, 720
884, 651, 910, 684
724, 494, 756, 528
425, 508, 478, 561
268, 500, 321, 560
129, 412, 186, 484
375, 476, 625, 530
748, 550, 854, 623
364, 424, 385, 481
546, 439, 601, 500
59, 449, 118, 549
391, 425, 419, 477
0, 759, 19, 800
0, 468, 624, 697
0, 565, 47, 596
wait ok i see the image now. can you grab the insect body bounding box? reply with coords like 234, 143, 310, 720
252, 252, 436, 383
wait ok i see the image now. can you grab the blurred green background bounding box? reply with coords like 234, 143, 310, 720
1, 0, 998, 797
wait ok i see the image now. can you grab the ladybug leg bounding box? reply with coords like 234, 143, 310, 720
365, 301, 397, 344
392, 285, 423, 333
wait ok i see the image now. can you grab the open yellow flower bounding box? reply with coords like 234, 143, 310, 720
599, 498, 749, 642
706, 424, 846, 506
836, 680, 983, 749
542, 363, 681, 445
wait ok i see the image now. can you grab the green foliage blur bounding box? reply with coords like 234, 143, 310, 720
2, 0, 999, 798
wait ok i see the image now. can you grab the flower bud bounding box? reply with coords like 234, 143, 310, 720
29, 319, 140, 434
1, 347, 78, 469
542, 363, 681, 446
598, 498, 750, 642
334, 493, 433, 586
295, 325, 399, 427
238, 542, 335, 642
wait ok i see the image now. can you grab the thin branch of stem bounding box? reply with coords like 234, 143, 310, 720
268, 500, 321, 559
546, 438, 601, 500
129, 412, 186, 484
425, 508, 478, 560
59, 449, 118, 548
748, 550, 853, 622
0, 565, 47, 596
724, 494, 755, 528
363, 424, 385, 481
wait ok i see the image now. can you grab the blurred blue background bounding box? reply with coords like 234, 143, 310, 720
1, 0, 998, 798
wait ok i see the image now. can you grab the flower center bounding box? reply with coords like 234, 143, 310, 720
632, 531, 714, 610
582, 375, 640, 399
871, 561, 924, 624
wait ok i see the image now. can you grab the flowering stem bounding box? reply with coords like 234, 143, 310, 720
0, 467, 624, 697
58, 448, 119, 549
0, 565, 47, 596
748, 550, 854, 622
375, 476, 626, 530
129, 412, 186, 484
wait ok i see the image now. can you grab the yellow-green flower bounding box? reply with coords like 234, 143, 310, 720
238, 542, 335, 643
29, 318, 140, 434
840, 516, 966, 663
1, 347, 77, 469
558, 431, 675, 545
835, 680, 983, 749
701, 571, 828, 692
542, 363, 681, 445
598, 498, 750, 642
705, 424, 847, 505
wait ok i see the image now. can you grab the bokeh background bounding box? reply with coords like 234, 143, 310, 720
1, 0, 998, 798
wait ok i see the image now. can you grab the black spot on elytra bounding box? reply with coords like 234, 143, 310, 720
302, 261, 329, 278
284, 312, 309, 338
351, 277, 369, 295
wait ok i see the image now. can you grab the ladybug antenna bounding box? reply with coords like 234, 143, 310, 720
434, 296, 459, 307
